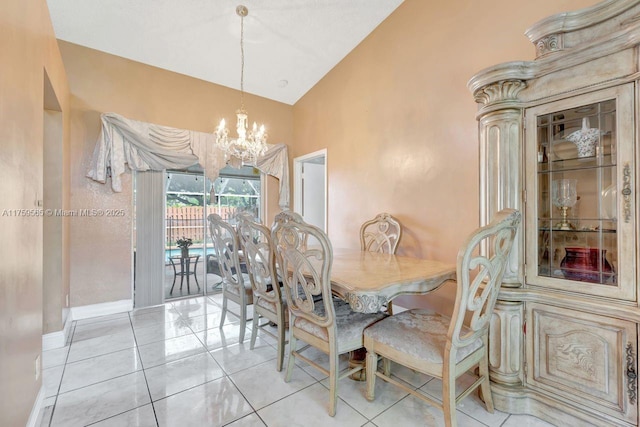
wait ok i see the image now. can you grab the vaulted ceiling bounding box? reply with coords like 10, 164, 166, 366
47, 0, 405, 105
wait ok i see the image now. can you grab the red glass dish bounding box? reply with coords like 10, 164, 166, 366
560, 247, 614, 283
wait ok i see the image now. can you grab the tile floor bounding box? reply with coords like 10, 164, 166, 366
38, 294, 557, 427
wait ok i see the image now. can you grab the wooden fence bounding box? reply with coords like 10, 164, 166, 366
166, 206, 237, 246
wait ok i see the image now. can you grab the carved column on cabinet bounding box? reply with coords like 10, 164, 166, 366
474, 80, 526, 286
488, 301, 524, 386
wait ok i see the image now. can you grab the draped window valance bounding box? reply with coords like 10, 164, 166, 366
87, 112, 290, 208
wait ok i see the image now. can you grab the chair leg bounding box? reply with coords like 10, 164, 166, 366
276, 322, 285, 372
169, 275, 177, 295
284, 332, 297, 382
478, 353, 495, 413
442, 366, 457, 427
250, 311, 259, 350
365, 350, 378, 401
382, 357, 391, 376
219, 294, 227, 328
328, 344, 339, 416
238, 302, 247, 344
193, 261, 200, 290
169, 259, 177, 294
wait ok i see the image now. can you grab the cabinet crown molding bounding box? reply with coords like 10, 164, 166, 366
525, 0, 640, 54
468, 0, 640, 99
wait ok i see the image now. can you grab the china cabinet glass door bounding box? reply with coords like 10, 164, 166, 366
525, 84, 636, 300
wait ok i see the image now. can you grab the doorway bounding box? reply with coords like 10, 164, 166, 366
163, 165, 262, 301
42, 69, 69, 347
294, 149, 327, 231
164, 170, 208, 301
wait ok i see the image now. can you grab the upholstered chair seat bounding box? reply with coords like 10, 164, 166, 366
294, 300, 386, 353
364, 309, 482, 366
226, 273, 253, 299
254, 294, 288, 320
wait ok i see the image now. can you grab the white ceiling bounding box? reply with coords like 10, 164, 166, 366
47, 0, 405, 105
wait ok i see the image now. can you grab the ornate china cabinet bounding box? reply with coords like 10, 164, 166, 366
468, 1, 640, 425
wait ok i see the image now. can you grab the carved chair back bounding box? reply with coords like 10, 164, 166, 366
272, 211, 335, 329
360, 213, 402, 254
237, 213, 281, 306
207, 213, 245, 294
448, 209, 521, 356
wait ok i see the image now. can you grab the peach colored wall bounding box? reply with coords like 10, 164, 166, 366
292, 0, 598, 311
47, 30, 73, 337
59, 41, 293, 307
0, 0, 70, 425
43, 108, 67, 335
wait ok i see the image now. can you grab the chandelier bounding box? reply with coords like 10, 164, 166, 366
215, 5, 268, 164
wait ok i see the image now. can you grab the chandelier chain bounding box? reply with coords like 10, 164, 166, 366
239, 11, 245, 110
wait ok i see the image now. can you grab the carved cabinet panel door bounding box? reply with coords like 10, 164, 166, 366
526, 302, 637, 425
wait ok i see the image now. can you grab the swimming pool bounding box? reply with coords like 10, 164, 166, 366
165, 247, 214, 261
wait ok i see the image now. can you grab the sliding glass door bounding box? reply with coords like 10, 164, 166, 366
164, 165, 261, 301
165, 170, 207, 300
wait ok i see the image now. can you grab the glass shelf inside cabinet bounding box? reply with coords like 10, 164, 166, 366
535, 99, 617, 286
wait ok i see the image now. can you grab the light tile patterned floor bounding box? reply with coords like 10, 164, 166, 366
38, 295, 558, 427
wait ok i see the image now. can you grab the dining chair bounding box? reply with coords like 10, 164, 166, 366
272, 210, 387, 416
364, 208, 521, 427
236, 213, 289, 371
360, 212, 402, 314
360, 212, 402, 254
207, 213, 253, 344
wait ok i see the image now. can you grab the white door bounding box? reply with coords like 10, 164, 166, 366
294, 149, 327, 231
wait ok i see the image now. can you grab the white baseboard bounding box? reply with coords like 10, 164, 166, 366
70, 299, 133, 321
26, 385, 44, 427
42, 312, 74, 351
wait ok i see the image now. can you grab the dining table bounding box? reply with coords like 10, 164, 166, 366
320, 247, 456, 380
327, 247, 456, 313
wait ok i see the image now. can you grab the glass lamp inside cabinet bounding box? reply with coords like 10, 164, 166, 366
536, 99, 617, 285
